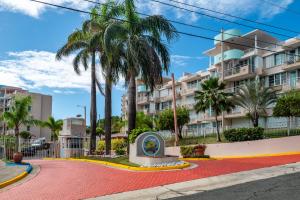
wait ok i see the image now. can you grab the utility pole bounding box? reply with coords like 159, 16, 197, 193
171, 73, 179, 146
77, 105, 87, 129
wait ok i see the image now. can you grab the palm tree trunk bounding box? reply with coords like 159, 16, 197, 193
15, 126, 19, 152
127, 75, 136, 134
90, 51, 97, 153
215, 114, 221, 142
104, 70, 112, 155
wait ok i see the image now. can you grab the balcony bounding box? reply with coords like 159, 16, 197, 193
160, 92, 181, 102
181, 88, 198, 96
282, 56, 300, 71
137, 96, 149, 105
214, 29, 242, 45
225, 107, 247, 119
214, 49, 245, 65
282, 78, 300, 92
137, 85, 150, 93
224, 65, 257, 81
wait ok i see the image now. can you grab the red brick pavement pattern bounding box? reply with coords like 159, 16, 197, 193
1, 155, 300, 200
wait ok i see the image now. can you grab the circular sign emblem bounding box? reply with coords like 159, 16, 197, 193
142, 135, 161, 156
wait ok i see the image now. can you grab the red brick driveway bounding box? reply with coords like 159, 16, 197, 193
1, 155, 300, 200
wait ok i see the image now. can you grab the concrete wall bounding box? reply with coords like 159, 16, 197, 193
165, 136, 300, 158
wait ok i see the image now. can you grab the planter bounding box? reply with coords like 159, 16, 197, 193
13, 152, 23, 163
194, 145, 206, 156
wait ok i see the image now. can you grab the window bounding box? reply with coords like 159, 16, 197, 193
27, 126, 30, 131
275, 74, 281, 85
269, 75, 274, 87
268, 73, 287, 87
28, 106, 32, 112
187, 80, 198, 89
265, 55, 275, 68
275, 53, 285, 66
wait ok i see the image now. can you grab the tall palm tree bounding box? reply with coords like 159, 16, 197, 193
104, 0, 178, 135
194, 77, 234, 142
234, 78, 277, 127
85, 2, 125, 155
1, 96, 36, 151
56, 23, 98, 152
40, 117, 63, 141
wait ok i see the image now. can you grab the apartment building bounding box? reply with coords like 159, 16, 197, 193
0, 85, 52, 140
122, 29, 300, 135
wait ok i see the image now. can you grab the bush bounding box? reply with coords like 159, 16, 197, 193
97, 140, 105, 154
112, 138, 127, 154
20, 131, 31, 139
180, 145, 207, 158
129, 128, 150, 143
223, 127, 264, 142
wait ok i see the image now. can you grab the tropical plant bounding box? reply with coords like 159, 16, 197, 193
128, 127, 150, 143
97, 116, 125, 134
156, 107, 190, 139
194, 77, 234, 142
39, 117, 63, 141
1, 96, 37, 151
234, 78, 277, 128
104, 0, 178, 137
273, 90, 300, 136
56, 15, 99, 152
136, 112, 153, 129
84, 2, 125, 155
20, 131, 31, 139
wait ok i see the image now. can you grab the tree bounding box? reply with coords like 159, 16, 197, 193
273, 91, 300, 136
234, 78, 277, 128
97, 116, 125, 134
136, 112, 153, 129
104, 0, 178, 136
56, 19, 98, 152
1, 96, 36, 151
85, 2, 125, 155
40, 117, 63, 141
194, 77, 234, 142
156, 107, 190, 139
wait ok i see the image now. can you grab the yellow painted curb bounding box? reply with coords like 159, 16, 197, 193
0, 171, 28, 189
44, 158, 190, 171
180, 158, 215, 161
212, 152, 300, 159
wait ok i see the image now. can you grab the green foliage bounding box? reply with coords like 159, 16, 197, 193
273, 91, 300, 117
129, 128, 150, 143
234, 78, 277, 127
97, 140, 105, 153
96, 127, 104, 137
20, 131, 31, 139
40, 116, 63, 141
136, 112, 153, 129
194, 77, 234, 142
112, 138, 127, 151
180, 145, 208, 158
97, 116, 125, 134
156, 107, 190, 137
223, 127, 264, 142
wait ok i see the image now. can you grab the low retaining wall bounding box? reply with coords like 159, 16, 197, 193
165, 135, 300, 158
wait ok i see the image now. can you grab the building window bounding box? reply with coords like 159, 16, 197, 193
265, 55, 274, 68
27, 126, 30, 131
187, 80, 198, 89
28, 106, 32, 112
268, 73, 287, 87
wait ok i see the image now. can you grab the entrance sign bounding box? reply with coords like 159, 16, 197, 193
142, 135, 161, 156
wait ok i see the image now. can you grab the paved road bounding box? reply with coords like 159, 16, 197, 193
170, 172, 300, 200
1, 155, 300, 200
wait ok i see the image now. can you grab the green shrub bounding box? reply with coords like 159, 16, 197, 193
115, 148, 126, 155
223, 127, 264, 142
180, 146, 194, 157
129, 128, 150, 143
97, 140, 105, 153
20, 131, 31, 139
112, 139, 126, 151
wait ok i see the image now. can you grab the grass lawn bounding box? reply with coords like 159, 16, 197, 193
80, 156, 140, 167
165, 134, 228, 147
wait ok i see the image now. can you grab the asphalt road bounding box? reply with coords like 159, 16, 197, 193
169, 172, 300, 200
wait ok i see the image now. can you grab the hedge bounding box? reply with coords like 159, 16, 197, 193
128, 128, 150, 143
223, 127, 264, 142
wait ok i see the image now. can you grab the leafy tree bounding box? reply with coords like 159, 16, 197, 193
156, 107, 190, 139
234, 78, 277, 128
20, 131, 31, 139
97, 116, 124, 134
104, 0, 178, 136
273, 91, 300, 136
194, 77, 234, 142
96, 127, 105, 139
1, 96, 37, 151
136, 112, 153, 129
39, 116, 63, 141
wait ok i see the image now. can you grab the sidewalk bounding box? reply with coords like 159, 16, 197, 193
0, 161, 27, 185
91, 162, 300, 200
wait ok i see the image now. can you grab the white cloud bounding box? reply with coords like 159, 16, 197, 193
0, 50, 105, 91
0, 0, 294, 20
171, 54, 204, 67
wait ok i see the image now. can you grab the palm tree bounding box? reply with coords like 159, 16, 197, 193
234, 78, 277, 127
40, 117, 63, 141
104, 0, 178, 135
85, 2, 125, 155
1, 96, 36, 151
56, 22, 98, 153
194, 77, 234, 142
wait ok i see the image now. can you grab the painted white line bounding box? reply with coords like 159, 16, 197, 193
88, 162, 300, 200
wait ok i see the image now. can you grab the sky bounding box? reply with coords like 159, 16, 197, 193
0, 0, 299, 123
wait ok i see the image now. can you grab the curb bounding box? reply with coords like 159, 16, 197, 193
0, 162, 32, 189
44, 158, 190, 171
212, 152, 300, 159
